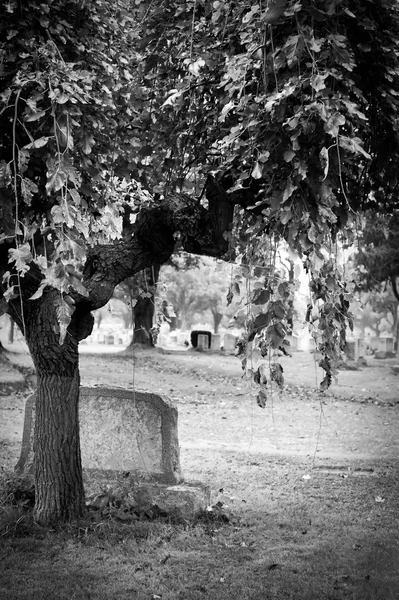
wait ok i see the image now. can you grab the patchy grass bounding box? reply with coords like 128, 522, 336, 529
1, 453, 398, 600
1, 349, 399, 598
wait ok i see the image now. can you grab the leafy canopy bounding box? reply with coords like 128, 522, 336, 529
1, 0, 399, 388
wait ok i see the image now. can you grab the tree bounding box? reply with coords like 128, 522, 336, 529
115, 265, 161, 347
355, 212, 399, 344
189, 258, 233, 333
158, 265, 198, 330
1, 0, 399, 524
356, 212, 399, 298
160, 256, 233, 333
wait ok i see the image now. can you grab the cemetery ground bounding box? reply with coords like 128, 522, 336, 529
0, 343, 399, 600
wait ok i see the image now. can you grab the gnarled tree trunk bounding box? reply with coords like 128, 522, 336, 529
3, 195, 233, 526
19, 288, 90, 524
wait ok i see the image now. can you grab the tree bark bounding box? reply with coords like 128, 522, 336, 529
8, 316, 14, 344
34, 369, 83, 525
13, 287, 88, 525
133, 264, 161, 346
132, 295, 155, 345
1, 189, 235, 525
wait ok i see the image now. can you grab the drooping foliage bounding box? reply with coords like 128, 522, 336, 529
355, 211, 399, 299
2, 0, 399, 383
0, 0, 173, 337
131, 0, 399, 388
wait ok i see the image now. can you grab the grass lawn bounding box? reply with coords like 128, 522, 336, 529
1, 348, 398, 599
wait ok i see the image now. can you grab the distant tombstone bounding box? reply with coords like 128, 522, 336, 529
190, 330, 212, 348
345, 340, 356, 360
286, 333, 298, 351
16, 387, 183, 485
106, 334, 115, 345
157, 333, 169, 347
379, 336, 394, 353
223, 333, 237, 354
357, 338, 365, 358
210, 333, 221, 351
371, 337, 379, 352
197, 334, 210, 350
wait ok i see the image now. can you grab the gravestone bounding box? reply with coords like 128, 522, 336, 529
345, 340, 356, 360
357, 337, 365, 359
15, 387, 211, 517
190, 330, 212, 348
223, 333, 237, 354
210, 333, 221, 351
379, 335, 394, 354
16, 387, 183, 484
197, 334, 210, 350
370, 337, 379, 352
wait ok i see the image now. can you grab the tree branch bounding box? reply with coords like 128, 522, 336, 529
391, 276, 399, 303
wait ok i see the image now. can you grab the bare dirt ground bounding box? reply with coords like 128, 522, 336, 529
1, 343, 399, 599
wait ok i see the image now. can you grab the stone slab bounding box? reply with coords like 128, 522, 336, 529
84, 468, 210, 519
15, 386, 183, 485
223, 333, 237, 354
210, 334, 221, 351
197, 334, 210, 350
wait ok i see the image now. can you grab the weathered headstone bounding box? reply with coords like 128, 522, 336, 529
210, 333, 221, 351
345, 340, 356, 360
370, 337, 379, 352
357, 337, 365, 359
286, 333, 298, 352
190, 330, 212, 348
16, 387, 183, 485
16, 387, 213, 517
223, 333, 237, 354
197, 334, 210, 350
379, 335, 394, 354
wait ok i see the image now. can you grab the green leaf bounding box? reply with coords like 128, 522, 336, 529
256, 387, 267, 408
0, 160, 11, 186
324, 113, 345, 137
338, 136, 371, 159
252, 288, 270, 305
319, 147, 329, 180
283, 150, 296, 162
253, 312, 271, 332
55, 295, 75, 345
8, 243, 32, 275
311, 74, 326, 92
266, 322, 286, 348
23, 137, 49, 149
30, 282, 47, 300
270, 363, 284, 388
251, 162, 263, 179
282, 178, 296, 203
69, 275, 89, 297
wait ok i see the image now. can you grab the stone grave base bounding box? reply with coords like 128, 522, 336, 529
84, 468, 210, 519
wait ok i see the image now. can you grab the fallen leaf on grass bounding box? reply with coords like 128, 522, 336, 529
375, 496, 385, 503
302, 474, 311, 480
